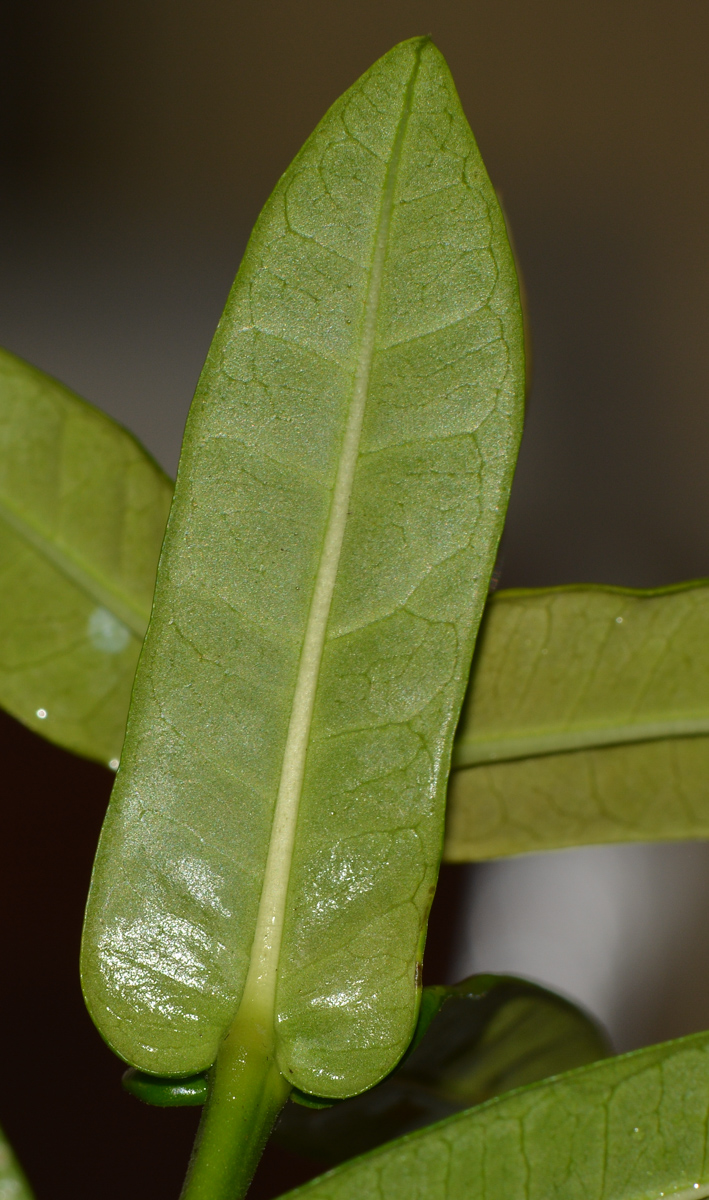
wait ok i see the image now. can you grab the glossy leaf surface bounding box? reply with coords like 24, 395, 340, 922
119, 973, 608, 1123
82, 36, 525, 1096
0, 1120, 34, 1200
285, 1031, 709, 1200
446, 583, 709, 860
274, 973, 609, 1163
0, 347, 172, 766
122, 1066, 208, 1106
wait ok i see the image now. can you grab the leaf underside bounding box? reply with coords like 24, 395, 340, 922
0, 1119, 34, 1200
274, 973, 610, 1164
0, 346, 172, 766
81, 36, 524, 1095
119, 972, 609, 1138
284, 1031, 709, 1200
445, 582, 709, 860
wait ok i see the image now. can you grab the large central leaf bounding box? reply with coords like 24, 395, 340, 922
81, 37, 524, 1097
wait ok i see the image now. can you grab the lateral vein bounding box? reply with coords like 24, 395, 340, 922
241, 47, 423, 1024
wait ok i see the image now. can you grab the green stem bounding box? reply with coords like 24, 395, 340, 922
180, 1006, 291, 1200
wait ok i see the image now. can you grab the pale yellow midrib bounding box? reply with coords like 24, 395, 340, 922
239, 53, 422, 1027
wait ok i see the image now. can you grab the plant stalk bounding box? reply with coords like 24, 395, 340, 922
180, 1003, 291, 1200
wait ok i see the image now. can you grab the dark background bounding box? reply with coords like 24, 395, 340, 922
1, 3, 708, 1197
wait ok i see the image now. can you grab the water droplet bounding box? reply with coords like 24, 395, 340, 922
694, 1186, 700, 1190
88, 607, 131, 654
36, 708, 47, 719
108, 758, 120, 771
616, 616, 624, 624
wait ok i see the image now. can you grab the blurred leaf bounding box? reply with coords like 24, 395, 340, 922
81, 37, 525, 1098
0, 1120, 34, 1200
273, 974, 609, 1164
446, 583, 709, 860
283, 1030, 709, 1200
0, 347, 172, 767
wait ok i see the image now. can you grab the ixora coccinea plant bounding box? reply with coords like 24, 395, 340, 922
80, 35, 526, 1198
3, 32, 709, 1200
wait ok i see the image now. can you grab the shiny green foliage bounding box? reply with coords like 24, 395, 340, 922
119, 973, 608, 1125
0, 1120, 34, 1200
122, 1067, 208, 1106
285, 1031, 709, 1200
274, 973, 610, 1164
81, 36, 525, 1097
0, 347, 172, 766
445, 582, 709, 860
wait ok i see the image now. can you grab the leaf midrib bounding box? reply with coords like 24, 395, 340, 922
453, 714, 709, 768
240, 45, 424, 1024
0, 490, 149, 638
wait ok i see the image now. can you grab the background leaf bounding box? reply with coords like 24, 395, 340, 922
81, 36, 525, 1096
0, 347, 172, 767
0, 1120, 34, 1200
446, 583, 709, 860
274, 973, 610, 1164
284, 1030, 709, 1200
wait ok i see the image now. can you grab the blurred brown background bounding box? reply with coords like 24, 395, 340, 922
1, 3, 708, 1197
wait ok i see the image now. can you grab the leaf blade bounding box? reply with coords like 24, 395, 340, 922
0, 347, 172, 766
282, 1031, 709, 1200
445, 582, 709, 860
81, 37, 525, 1095
0, 1119, 35, 1200
274, 974, 610, 1164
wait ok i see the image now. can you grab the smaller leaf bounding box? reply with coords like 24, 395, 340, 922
446, 582, 709, 860
122, 1067, 208, 1107
0, 1119, 35, 1200
282, 1029, 709, 1200
0, 347, 172, 767
81, 35, 526, 1100
272, 974, 610, 1164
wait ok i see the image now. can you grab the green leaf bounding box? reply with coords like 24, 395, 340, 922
274, 973, 610, 1164
445, 582, 709, 861
0, 346, 172, 767
81, 35, 525, 1099
117, 973, 608, 1123
122, 1066, 208, 1106
283, 1030, 709, 1200
0, 1119, 34, 1200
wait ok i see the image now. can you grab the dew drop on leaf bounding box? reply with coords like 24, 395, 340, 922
88, 607, 131, 654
